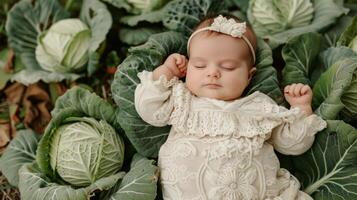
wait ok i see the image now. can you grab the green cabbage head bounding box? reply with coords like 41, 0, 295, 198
248, 0, 314, 35
50, 117, 125, 187
35, 18, 91, 73
126, 0, 169, 14
349, 36, 357, 53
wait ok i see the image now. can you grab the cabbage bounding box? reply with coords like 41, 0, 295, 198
50, 117, 124, 187
247, 0, 347, 48
35, 18, 91, 73
6, 0, 113, 84
249, 0, 314, 35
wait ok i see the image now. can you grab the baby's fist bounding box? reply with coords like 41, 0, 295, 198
284, 83, 312, 107
163, 53, 187, 78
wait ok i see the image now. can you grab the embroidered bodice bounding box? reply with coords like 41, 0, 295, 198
134, 71, 326, 200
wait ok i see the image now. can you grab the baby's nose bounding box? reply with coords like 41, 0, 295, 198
207, 67, 220, 78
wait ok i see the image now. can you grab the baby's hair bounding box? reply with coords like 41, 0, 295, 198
192, 14, 257, 65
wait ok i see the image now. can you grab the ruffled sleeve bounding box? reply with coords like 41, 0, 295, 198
261, 96, 327, 155
134, 70, 179, 126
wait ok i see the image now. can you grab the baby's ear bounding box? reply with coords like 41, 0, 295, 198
248, 67, 257, 81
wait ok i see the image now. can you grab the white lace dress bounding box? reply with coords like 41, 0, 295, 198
134, 71, 327, 200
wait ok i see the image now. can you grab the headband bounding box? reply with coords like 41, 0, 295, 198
187, 15, 256, 63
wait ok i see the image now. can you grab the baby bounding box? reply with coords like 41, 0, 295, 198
135, 15, 326, 200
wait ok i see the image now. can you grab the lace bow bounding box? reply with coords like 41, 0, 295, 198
209, 15, 247, 38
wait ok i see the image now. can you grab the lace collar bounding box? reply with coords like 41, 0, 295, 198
193, 91, 261, 111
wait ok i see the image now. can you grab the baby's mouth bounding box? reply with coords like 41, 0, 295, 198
203, 83, 222, 89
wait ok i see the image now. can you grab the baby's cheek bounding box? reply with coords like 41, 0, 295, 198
186, 70, 200, 83
185, 77, 197, 93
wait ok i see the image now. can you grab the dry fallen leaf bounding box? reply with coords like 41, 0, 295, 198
4, 82, 53, 134
0, 124, 10, 154
4, 82, 25, 105
0, 103, 16, 154
0, 171, 20, 200
3, 49, 14, 73
22, 83, 52, 134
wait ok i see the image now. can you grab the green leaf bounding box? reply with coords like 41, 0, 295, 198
110, 154, 158, 200
80, 0, 112, 53
0, 69, 12, 90
79, 0, 112, 76
292, 120, 357, 199
324, 15, 354, 47
281, 32, 325, 87
247, 39, 284, 104
119, 26, 165, 45
0, 48, 9, 68
120, 9, 166, 26
345, 3, 357, 17
337, 16, 357, 48
321, 47, 357, 71
105, 51, 121, 67
18, 162, 125, 200
51, 86, 119, 128
61, 27, 92, 72
313, 47, 357, 120
229, 0, 249, 12
100, 0, 132, 11
11, 69, 82, 86
163, 0, 227, 36
0, 49, 13, 90
111, 31, 186, 157
6, 0, 69, 71
229, 10, 248, 22
87, 51, 100, 76
0, 129, 40, 186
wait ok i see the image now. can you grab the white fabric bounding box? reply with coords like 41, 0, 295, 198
135, 71, 327, 200
187, 15, 256, 63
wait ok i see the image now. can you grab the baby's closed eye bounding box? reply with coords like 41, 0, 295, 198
220, 65, 237, 71
222, 66, 236, 71
194, 65, 206, 69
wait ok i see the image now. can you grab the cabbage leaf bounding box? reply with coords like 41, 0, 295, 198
313, 47, 357, 120
0, 129, 40, 187
18, 162, 125, 200
293, 120, 357, 199
282, 32, 325, 86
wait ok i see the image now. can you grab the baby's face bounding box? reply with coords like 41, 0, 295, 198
185, 33, 256, 101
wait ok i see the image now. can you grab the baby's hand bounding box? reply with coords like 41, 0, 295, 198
163, 53, 187, 78
284, 83, 313, 115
